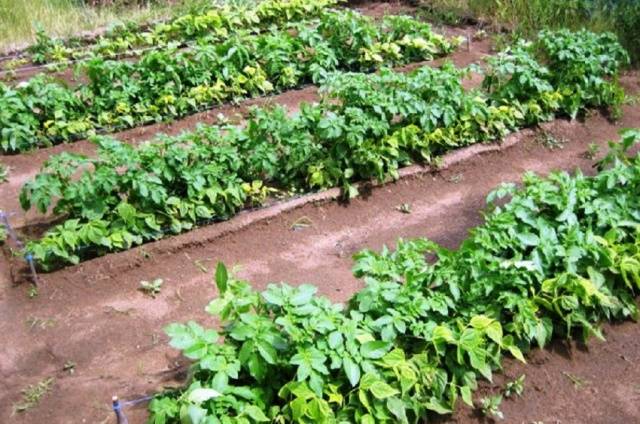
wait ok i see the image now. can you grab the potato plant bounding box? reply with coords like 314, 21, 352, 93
26, 0, 341, 65
0, 11, 457, 154
148, 130, 640, 423
18, 30, 630, 270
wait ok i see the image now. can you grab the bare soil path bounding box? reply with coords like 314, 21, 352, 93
0, 72, 638, 423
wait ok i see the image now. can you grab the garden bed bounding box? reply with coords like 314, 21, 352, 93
1, 87, 639, 421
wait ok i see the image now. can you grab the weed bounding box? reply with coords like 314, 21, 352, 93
63, 361, 76, 375
479, 394, 504, 419
12, 377, 54, 414
0, 0, 186, 50
504, 375, 525, 398
583, 143, 600, 160
562, 372, 589, 389
417, 2, 468, 26
537, 131, 566, 150
137, 361, 146, 376
624, 94, 640, 106
1, 58, 28, 80
473, 29, 488, 41
396, 203, 412, 214
0, 163, 7, 183
447, 173, 464, 184
139, 279, 163, 298
26, 316, 55, 330
27, 285, 38, 299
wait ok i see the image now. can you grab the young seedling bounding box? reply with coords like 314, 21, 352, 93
242, 180, 277, 206
473, 29, 488, 41
1, 58, 28, 82
139, 279, 164, 298
27, 285, 38, 299
63, 361, 76, 375
26, 316, 55, 330
446, 173, 464, 184
562, 372, 589, 389
504, 375, 525, 398
537, 131, 566, 150
12, 377, 54, 414
624, 93, 640, 106
583, 143, 600, 160
0, 164, 8, 183
479, 394, 504, 420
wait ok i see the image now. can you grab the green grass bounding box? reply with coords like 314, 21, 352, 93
0, 163, 7, 183
12, 377, 54, 414
0, 0, 193, 52
420, 0, 640, 65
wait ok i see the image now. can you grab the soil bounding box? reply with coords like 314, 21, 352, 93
1, 2, 640, 422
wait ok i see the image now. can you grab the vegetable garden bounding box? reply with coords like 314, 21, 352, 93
150, 128, 640, 422
1, 5, 457, 153
1, 1, 640, 423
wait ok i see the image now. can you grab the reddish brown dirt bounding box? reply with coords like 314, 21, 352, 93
449, 320, 640, 424
0, 71, 639, 423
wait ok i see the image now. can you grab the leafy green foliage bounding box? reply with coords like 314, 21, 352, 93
20, 30, 629, 270
1, 9, 457, 153
26, 0, 340, 65
504, 375, 525, 398
419, 0, 640, 65
148, 130, 640, 422
12, 377, 54, 414
536, 29, 629, 118
140, 278, 164, 298
483, 29, 628, 120
479, 394, 503, 419
0, 163, 7, 183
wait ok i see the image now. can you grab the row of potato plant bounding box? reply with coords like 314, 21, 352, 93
19, 30, 629, 270
0, 11, 457, 154
25, 0, 340, 65
148, 129, 640, 423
